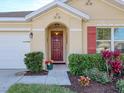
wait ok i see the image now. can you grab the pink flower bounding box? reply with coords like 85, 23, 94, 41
102, 50, 113, 59
110, 60, 122, 74
113, 49, 121, 58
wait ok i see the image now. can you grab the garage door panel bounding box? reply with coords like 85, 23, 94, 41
0, 32, 30, 69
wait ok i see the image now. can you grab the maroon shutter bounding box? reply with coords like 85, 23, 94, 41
87, 26, 96, 54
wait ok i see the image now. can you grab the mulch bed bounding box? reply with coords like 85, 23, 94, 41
24, 70, 48, 76
63, 72, 118, 93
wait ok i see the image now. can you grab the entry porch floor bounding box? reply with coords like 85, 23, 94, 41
0, 64, 71, 93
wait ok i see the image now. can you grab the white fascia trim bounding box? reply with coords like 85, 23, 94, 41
0, 0, 90, 22
60, 0, 68, 3
97, 24, 124, 26
102, 0, 124, 12
114, 0, 124, 5
25, 1, 90, 21
57, 1, 90, 20
25, 1, 57, 20
0, 28, 31, 31
0, 17, 26, 22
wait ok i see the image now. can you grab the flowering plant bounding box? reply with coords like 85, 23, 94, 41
78, 76, 90, 86
101, 50, 113, 74
102, 50, 113, 60
101, 49, 123, 78
45, 60, 53, 65
110, 60, 122, 74
113, 49, 121, 58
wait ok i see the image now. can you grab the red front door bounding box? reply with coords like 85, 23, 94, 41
51, 31, 63, 62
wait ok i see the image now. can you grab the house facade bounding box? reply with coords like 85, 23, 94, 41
0, 0, 124, 69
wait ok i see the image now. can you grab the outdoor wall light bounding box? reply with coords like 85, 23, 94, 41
29, 32, 33, 39
55, 32, 59, 35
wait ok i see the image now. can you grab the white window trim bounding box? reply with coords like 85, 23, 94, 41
96, 40, 111, 42
111, 27, 114, 51
114, 40, 124, 42
96, 27, 124, 52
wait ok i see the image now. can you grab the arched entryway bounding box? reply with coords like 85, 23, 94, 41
46, 23, 68, 64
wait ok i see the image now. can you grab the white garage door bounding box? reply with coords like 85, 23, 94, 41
0, 32, 30, 69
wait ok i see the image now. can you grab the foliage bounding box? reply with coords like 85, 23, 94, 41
102, 50, 113, 60
113, 50, 121, 58
110, 60, 122, 74
24, 52, 44, 73
78, 76, 90, 86
102, 49, 123, 77
121, 55, 124, 63
116, 79, 124, 93
7, 84, 75, 93
45, 60, 53, 65
82, 68, 111, 84
68, 54, 106, 75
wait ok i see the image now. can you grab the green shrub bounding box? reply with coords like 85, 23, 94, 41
116, 79, 124, 93
83, 68, 111, 84
68, 54, 124, 76
68, 54, 106, 75
24, 52, 44, 73
121, 55, 124, 64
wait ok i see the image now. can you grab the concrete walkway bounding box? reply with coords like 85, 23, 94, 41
0, 70, 24, 93
18, 65, 71, 85
0, 65, 71, 93
18, 70, 71, 85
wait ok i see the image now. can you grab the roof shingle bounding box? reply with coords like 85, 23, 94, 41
0, 11, 33, 17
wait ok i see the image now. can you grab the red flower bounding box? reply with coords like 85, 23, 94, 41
113, 49, 121, 58
45, 60, 53, 64
110, 60, 122, 74
102, 50, 113, 59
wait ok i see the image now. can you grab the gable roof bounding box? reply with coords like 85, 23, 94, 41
0, 11, 33, 17
0, 0, 124, 22
65, 0, 124, 11
25, 1, 90, 21
0, 0, 90, 22
102, 0, 124, 11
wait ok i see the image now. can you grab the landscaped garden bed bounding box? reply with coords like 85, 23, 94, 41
67, 49, 124, 93
18, 50, 124, 93
64, 72, 118, 93
24, 70, 48, 76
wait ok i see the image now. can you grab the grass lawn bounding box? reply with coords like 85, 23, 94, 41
7, 84, 75, 93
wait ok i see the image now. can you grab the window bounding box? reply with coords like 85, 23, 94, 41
96, 28, 111, 53
114, 28, 124, 40
97, 28, 111, 40
96, 28, 124, 53
114, 28, 124, 53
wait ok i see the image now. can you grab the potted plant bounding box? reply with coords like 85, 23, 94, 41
45, 60, 53, 70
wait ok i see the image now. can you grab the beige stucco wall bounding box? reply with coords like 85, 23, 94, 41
68, 0, 124, 20
31, 7, 83, 62
0, 0, 124, 63
0, 23, 31, 29
67, 0, 124, 53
